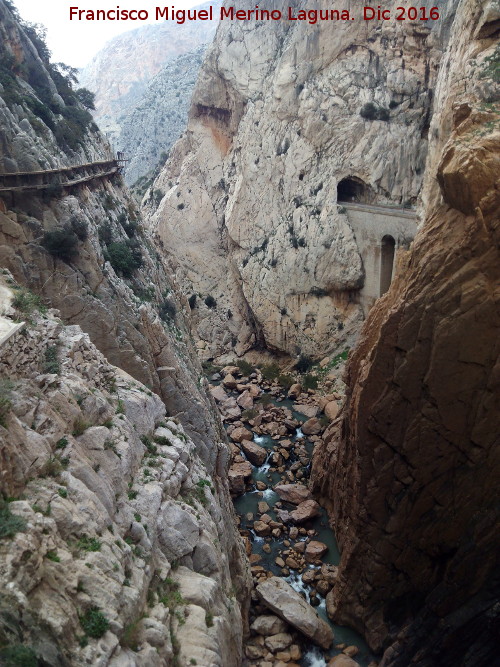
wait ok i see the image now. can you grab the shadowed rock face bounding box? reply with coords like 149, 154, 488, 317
312, 1, 500, 665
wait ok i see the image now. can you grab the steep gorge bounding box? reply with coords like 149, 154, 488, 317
1, 0, 499, 664
146, 0, 458, 361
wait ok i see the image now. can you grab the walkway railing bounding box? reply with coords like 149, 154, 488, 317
0, 159, 120, 193
340, 201, 417, 220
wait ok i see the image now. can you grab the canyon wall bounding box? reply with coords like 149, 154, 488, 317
312, 1, 500, 664
0, 2, 251, 662
119, 46, 206, 187
0, 302, 249, 665
0, 0, 223, 461
147, 0, 456, 361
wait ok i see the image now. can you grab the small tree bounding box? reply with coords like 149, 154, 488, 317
70, 216, 88, 241
360, 102, 378, 120
295, 354, 313, 373
106, 242, 141, 278
75, 87, 96, 110
159, 298, 176, 322
42, 228, 78, 261
204, 295, 217, 309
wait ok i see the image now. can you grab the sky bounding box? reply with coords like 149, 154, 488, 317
13, 0, 201, 68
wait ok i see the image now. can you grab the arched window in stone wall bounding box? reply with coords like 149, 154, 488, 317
337, 177, 373, 204
380, 235, 396, 296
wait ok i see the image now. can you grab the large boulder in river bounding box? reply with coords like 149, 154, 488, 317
256, 577, 333, 649
305, 540, 328, 562
241, 439, 267, 465
324, 401, 339, 420
209, 384, 228, 403
251, 614, 288, 636
221, 397, 241, 419
327, 656, 361, 667
293, 404, 319, 418
288, 383, 302, 399
302, 417, 323, 435
228, 461, 253, 495
222, 373, 238, 388
230, 426, 253, 443
289, 499, 321, 523
274, 483, 311, 505
237, 390, 254, 410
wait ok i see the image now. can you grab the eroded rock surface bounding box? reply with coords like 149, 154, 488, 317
147, 0, 457, 359
0, 310, 250, 665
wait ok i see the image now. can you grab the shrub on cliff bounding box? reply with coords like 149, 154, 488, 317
79, 607, 109, 639
75, 87, 95, 110
0, 496, 26, 539
42, 228, 79, 261
261, 363, 280, 381
0, 645, 37, 667
295, 354, 313, 373
303, 373, 318, 390
105, 241, 142, 278
360, 102, 390, 121
159, 298, 177, 322
204, 295, 217, 309
237, 359, 254, 376
70, 216, 88, 241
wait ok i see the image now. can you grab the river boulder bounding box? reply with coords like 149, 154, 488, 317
241, 439, 267, 465
289, 499, 321, 523
230, 426, 253, 442
305, 540, 329, 562
327, 655, 361, 667
251, 614, 288, 636
274, 483, 311, 504
256, 576, 333, 649
301, 417, 323, 435
228, 461, 252, 495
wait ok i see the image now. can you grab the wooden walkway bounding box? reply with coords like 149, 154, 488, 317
0, 159, 120, 193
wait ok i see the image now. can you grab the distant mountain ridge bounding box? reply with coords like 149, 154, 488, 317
79, 0, 220, 183
118, 46, 206, 186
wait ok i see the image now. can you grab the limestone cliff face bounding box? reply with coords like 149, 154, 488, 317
0, 1, 109, 171
0, 0, 222, 462
147, 0, 455, 360
0, 3, 251, 661
0, 303, 249, 666
120, 46, 206, 187
312, 1, 500, 664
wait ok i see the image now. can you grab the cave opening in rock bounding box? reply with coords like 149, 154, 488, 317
337, 176, 371, 203
380, 234, 396, 296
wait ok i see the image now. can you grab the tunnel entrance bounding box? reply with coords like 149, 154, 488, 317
380, 235, 396, 296
337, 176, 372, 204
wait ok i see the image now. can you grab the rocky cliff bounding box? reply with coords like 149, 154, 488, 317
0, 0, 221, 459
146, 0, 456, 361
312, 1, 500, 664
0, 292, 248, 665
0, 2, 250, 662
